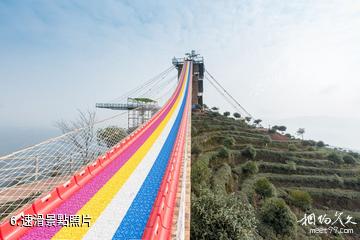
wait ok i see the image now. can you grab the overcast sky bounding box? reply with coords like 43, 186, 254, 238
0, 0, 359, 152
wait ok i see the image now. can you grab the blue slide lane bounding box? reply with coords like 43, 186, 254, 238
112, 70, 190, 239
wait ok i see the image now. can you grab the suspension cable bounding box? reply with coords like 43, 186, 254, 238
205, 76, 240, 113
138, 70, 176, 99
205, 70, 254, 119
109, 66, 175, 103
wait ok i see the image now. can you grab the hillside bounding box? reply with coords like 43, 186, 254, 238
190, 110, 360, 240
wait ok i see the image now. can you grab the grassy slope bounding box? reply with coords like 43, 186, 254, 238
191, 110, 360, 240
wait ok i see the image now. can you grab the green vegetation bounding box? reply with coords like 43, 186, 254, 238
191, 189, 257, 239
241, 144, 257, 159
327, 152, 344, 164
217, 146, 230, 159
259, 198, 297, 237
132, 97, 155, 103
223, 111, 230, 117
316, 140, 325, 147
191, 143, 202, 156
223, 136, 235, 147
233, 112, 241, 119
241, 161, 259, 176
288, 143, 297, 151
288, 189, 312, 210
191, 110, 360, 239
343, 154, 357, 164
254, 177, 275, 198
97, 126, 127, 148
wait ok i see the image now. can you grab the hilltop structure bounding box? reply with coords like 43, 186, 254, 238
173, 50, 204, 108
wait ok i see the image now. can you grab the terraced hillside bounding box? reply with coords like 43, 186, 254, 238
190, 110, 360, 240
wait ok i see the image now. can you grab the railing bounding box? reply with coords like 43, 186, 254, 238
96, 103, 159, 110
0, 120, 130, 226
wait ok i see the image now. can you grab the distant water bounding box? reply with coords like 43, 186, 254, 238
0, 126, 59, 157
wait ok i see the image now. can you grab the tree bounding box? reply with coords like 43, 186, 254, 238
271, 125, 279, 132
343, 154, 356, 164
254, 119, 262, 126
241, 145, 257, 159
285, 133, 293, 139
191, 143, 202, 156
233, 112, 241, 119
277, 125, 287, 133
245, 116, 252, 122
241, 161, 258, 176
191, 189, 257, 239
302, 140, 316, 146
97, 126, 127, 148
288, 144, 297, 151
316, 141, 325, 147
223, 111, 230, 117
289, 190, 312, 210
254, 177, 275, 198
296, 128, 305, 140
217, 146, 230, 159
260, 198, 297, 236
327, 153, 344, 164
55, 110, 96, 165
349, 151, 360, 159
223, 136, 235, 147
211, 106, 219, 111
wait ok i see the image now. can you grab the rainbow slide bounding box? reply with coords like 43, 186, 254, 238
0, 61, 192, 240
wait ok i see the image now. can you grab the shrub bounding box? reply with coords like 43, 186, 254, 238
223, 137, 235, 147
212, 163, 234, 194
191, 143, 202, 155
343, 154, 357, 164
191, 126, 198, 136
288, 144, 297, 151
254, 178, 275, 198
254, 119, 262, 126
349, 151, 360, 159
268, 128, 276, 134
263, 135, 272, 144
306, 146, 315, 151
334, 174, 344, 187
209, 111, 220, 117
241, 145, 257, 159
289, 190, 312, 210
316, 141, 325, 147
191, 189, 257, 239
191, 157, 211, 195
241, 161, 258, 176
302, 140, 316, 147
327, 153, 344, 164
233, 112, 241, 119
260, 198, 297, 236
277, 126, 287, 132
97, 126, 126, 147
287, 161, 297, 171
285, 133, 292, 139
217, 146, 230, 159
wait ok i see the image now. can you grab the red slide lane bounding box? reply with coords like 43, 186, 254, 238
142, 62, 192, 239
